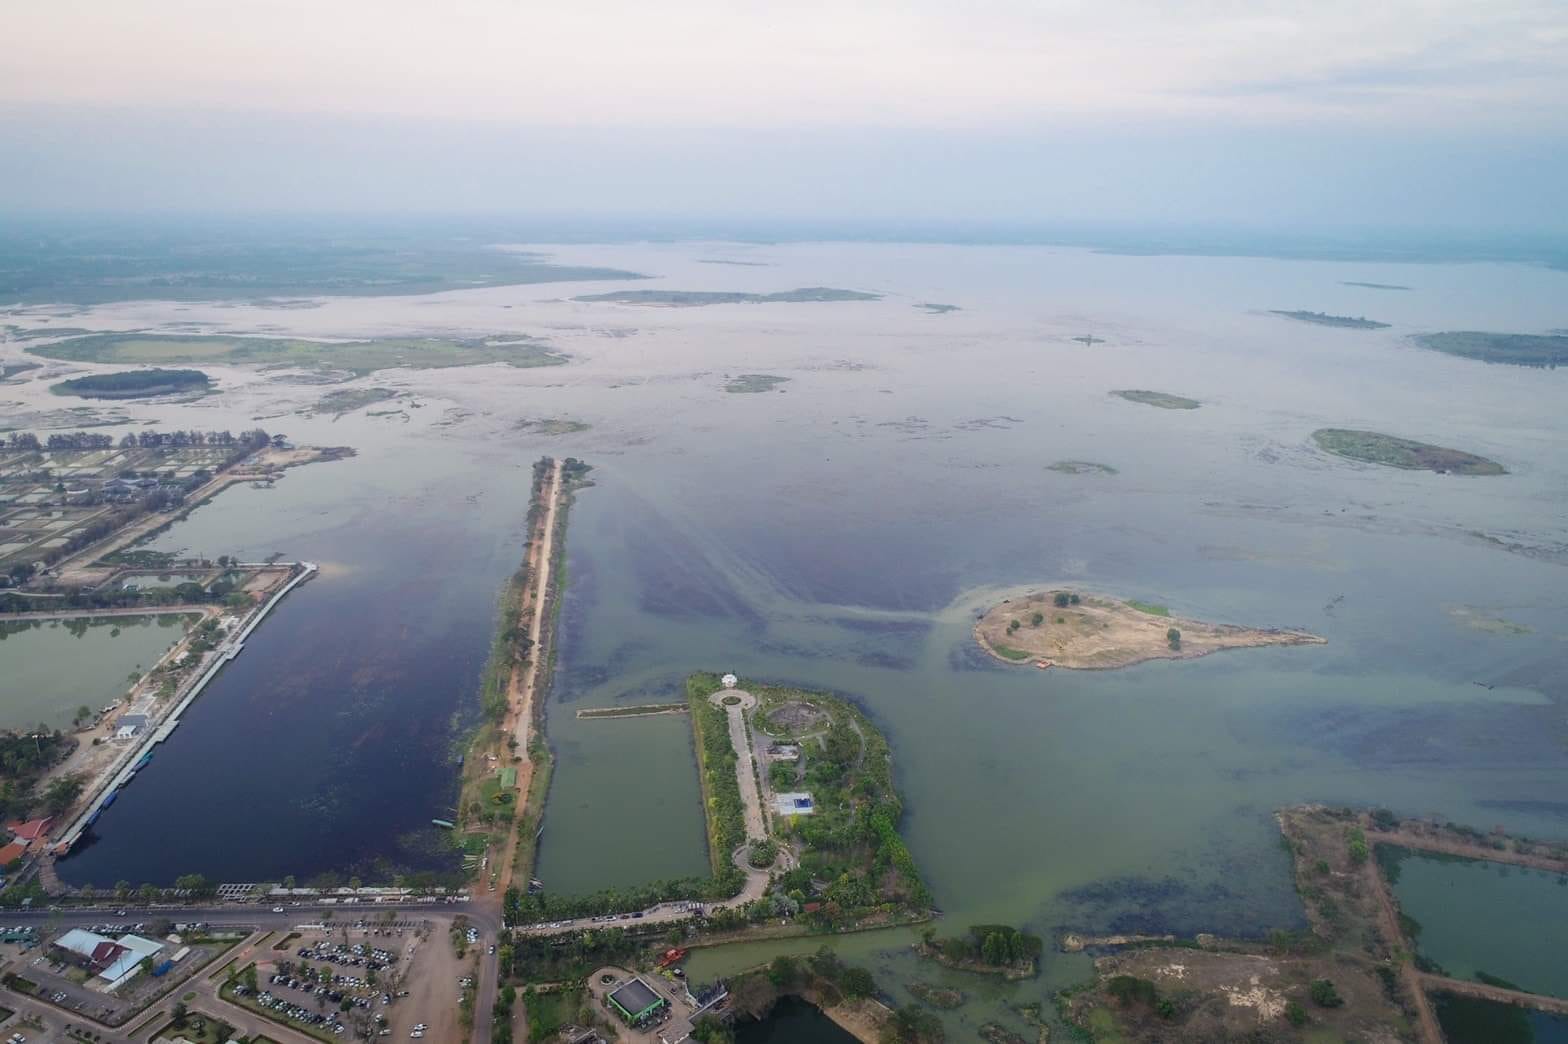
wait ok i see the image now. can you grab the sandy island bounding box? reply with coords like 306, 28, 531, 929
975, 590, 1324, 670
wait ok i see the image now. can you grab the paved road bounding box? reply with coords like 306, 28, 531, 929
710, 689, 766, 841
0, 899, 500, 935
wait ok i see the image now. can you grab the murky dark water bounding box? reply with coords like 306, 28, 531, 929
733, 997, 857, 1043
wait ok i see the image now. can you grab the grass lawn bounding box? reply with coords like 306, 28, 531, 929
1125, 600, 1170, 617
150, 1010, 239, 1044
992, 645, 1033, 660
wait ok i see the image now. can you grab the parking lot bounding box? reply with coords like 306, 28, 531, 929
224, 920, 434, 1040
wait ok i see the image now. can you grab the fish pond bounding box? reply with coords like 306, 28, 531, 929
0, 614, 191, 731
1382, 846, 1568, 997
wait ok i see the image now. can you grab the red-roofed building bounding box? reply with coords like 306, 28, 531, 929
4, 817, 52, 843
0, 841, 27, 867
90, 939, 130, 971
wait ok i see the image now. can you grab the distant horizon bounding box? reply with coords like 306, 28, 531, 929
3, 211, 1566, 271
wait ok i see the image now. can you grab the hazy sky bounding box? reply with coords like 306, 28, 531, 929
3, 0, 1566, 229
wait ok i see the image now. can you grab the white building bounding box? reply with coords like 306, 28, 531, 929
720, 673, 738, 689
52, 928, 165, 990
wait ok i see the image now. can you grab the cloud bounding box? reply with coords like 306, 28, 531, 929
1, 0, 1565, 129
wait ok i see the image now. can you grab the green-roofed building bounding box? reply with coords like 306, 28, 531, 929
607, 978, 665, 1024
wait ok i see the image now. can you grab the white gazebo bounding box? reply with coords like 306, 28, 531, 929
720, 673, 738, 689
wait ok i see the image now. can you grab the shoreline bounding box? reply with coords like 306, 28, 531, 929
49, 561, 318, 858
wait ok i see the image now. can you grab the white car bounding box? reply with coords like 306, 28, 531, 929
272, 906, 285, 913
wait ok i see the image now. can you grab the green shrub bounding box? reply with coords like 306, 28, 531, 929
1309, 979, 1344, 1008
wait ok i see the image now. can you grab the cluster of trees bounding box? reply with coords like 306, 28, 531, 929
770, 693, 928, 917
1053, 591, 1081, 608
884, 1004, 945, 1043
503, 862, 744, 925
1346, 826, 1369, 865
0, 730, 81, 828
491, 983, 518, 1043
53, 367, 210, 397
505, 927, 640, 982
926, 924, 1042, 970
1, 572, 249, 613
0, 729, 71, 781
691, 679, 747, 865
1166, 627, 1181, 649
716, 947, 879, 1031
3, 427, 270, 452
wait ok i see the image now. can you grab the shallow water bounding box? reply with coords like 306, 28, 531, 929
12, 241, 1564, 1034
0, 615, 188, 730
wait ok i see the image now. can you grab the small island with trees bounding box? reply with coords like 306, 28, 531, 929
724, 374, 790, 393
916, 924, 1043, 979
1413, 330, 1568, 368
975, 590, 1324, 670
51, 368, 211, 399
1112, 389, 1200, 410
1269, 310, 1390, 329
1311, 428, 1506, 475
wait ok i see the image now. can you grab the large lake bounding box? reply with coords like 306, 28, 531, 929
22, 240, 1567, 1030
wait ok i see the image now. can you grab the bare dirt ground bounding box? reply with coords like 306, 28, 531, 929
813, 990, 891, 1043
974, 590, 1324, 669
1071, 948, 1411, 1043
764, 700, 828, 734
1063, 806, 1422, 1042
390, 926, 472, 1044
1068, 806, 1568, 1044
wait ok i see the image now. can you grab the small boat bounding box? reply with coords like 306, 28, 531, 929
431, 819, 455, 829
1035, 660, 1053, 670
134, 752, 154, 771
101, 790, 119, 808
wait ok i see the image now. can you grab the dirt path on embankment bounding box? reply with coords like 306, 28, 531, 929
1419, 974, 1568, 1015
1368, 827, 1568, 874
1364, 857, 1444, 1044
489, 459, 562, 901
